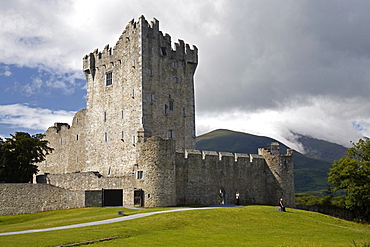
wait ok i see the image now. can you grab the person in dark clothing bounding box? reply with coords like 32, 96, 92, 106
279, 198, 286, 212
235, 192, 240, 205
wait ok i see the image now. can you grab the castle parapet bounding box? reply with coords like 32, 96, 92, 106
218, 152, 234, 161
184, 149, 201, 159
235, 153, 249, 162
82, 16, 198, 78
53, 123, 70, 133
202, 150, 218, 159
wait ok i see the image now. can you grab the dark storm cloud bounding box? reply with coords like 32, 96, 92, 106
194, 0, 370, 113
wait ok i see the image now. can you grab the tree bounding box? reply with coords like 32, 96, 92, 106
0, 132, 53, 183
328, 138, 370, 221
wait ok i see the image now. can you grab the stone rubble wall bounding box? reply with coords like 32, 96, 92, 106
0, 184, 84, 215
39, 172, 134, 206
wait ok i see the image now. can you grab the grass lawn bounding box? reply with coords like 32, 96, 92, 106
1, 205, 369, 247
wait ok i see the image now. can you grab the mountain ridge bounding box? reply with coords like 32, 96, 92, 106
196, 129, 347, 195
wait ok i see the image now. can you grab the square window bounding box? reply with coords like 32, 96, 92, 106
137, 171, 143, 179
106, 72, 113, 86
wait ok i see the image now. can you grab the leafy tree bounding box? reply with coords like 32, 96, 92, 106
0, 132, 53, 183
328, 138, 370, 221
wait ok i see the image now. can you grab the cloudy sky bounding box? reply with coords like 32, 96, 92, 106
1, 0, 370, 152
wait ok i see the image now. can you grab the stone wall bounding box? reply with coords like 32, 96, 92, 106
0, 184, 84, 215
38, 172, 134, 206
38, 109, 88, 175
174, 146, 292, 206
135, 136, 177, 207
34, 137, 295, 208
134, 137, 294, 207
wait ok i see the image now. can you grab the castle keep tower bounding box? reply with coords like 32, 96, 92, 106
36, 16, 294, 208
82, 16, 198, 175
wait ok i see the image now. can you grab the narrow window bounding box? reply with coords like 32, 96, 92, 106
60, 138, 63, 145
132, 60, 136, 68
160, 46, 167, 56
121, 110, 124, 119
149, 69, 154, 76
104, 111, 107, 122
136, 171, 143, 179
164, 104, 168, 114
132, 89, 135, 98
173, 77, 179, 84
76, 134, 79, 141
108, 166, 111, 175
105, 132, 108, 142
121, 131, 124, 139
169, 100, 174, 111
172, 60, 177, 68
168, 130, 175, 139
106, 72, 113, 86
150, 94, 155, 103
182, 108, 186, 116
132, 135, 136, 146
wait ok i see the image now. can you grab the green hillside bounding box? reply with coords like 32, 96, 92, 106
196, 129, 335, 194
1, 206, 369, 247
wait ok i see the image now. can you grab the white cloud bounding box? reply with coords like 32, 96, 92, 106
196, 96, 367, 151
0, 65, 12, 77
0, 104, 75, 131
1, 0, 370, 149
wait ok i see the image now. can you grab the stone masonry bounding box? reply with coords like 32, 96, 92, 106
0, 184, 84, 215
34, 16, 295, 209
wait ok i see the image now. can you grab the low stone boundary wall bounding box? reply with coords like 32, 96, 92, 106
296, 204, 354, 221
0, 184, 84, 215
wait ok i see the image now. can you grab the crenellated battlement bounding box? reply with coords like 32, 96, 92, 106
82, 16, 198, 78
181, 149, 266, 164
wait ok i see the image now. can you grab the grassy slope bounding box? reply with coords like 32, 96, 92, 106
1, 206, 369, 247
196, 129, 333, 194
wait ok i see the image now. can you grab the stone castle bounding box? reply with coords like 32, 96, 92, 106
36, 16, 295, 208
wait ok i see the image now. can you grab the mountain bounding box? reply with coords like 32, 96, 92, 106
196, 129, 347, 195
294, 134, 347, 162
